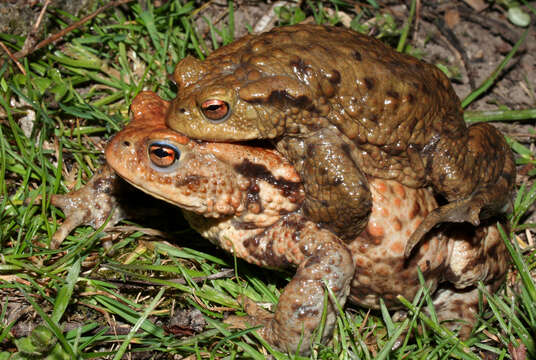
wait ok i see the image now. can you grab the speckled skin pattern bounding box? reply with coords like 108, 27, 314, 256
166, 24, 515, 255
99, 92, 507, 354
49, 165, 123, 249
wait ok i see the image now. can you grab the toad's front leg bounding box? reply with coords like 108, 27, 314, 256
48, 165, 125, 248
278, 128, 371, 241
228, 213, 355, 355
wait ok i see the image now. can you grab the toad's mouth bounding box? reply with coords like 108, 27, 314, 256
188, 137, 277, 150
230, 139, 277, 149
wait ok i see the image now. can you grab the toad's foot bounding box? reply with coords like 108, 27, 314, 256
224, 296, 273, 329
433, 284, 499, 339
404, 195, 489, 257
405, 181, 513, 257
434, 219, 508, 337
49, 165, 125, 249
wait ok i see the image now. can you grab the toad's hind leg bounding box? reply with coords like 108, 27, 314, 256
432, 287, 483, 339
433, 221, 508, 337
405, 123, 515, 257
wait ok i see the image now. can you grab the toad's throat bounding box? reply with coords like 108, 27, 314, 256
234, 138, 276, 148
116, 176, 205, 214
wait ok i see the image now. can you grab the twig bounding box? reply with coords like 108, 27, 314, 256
434, 14, 476, 89
462, 29, 528, 108
508, 132, 536, 139
0, 42, 26, 75
35, 0, 52, 32
18, 0, 52, 57
97, 267, 235, 287
14, 0, 134, 60
412, 0, 421, 43
421, 5, 476, 89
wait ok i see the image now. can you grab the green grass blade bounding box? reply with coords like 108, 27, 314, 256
462, 29, 528, 108
113, 287, 166, 360
16, 285, 76, 358
51, 257, 82, 323
498, 225, 536, 302
397, 0, 416, 52
464, 108, 536, 123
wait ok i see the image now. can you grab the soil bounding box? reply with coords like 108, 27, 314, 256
0, 0, 97, 36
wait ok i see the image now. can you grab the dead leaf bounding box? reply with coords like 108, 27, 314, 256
508, 342, 527, 360
444, 9, 461, 28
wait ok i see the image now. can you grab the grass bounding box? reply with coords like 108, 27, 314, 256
0, 0, 535, 359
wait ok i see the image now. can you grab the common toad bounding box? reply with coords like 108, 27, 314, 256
166, 24, 515, 256
81, 91, 506, 354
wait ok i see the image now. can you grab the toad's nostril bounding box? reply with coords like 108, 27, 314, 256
122, 141, 131, 147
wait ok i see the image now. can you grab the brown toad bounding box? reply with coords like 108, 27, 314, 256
85, 91, 505, 354
166, 24, 515, 256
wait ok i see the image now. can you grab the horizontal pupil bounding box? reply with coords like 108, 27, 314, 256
152, 147, 171, 158
206, 105, 221, 111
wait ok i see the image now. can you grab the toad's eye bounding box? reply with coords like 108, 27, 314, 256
201, 99, 230, 122
149, 143, 179, 168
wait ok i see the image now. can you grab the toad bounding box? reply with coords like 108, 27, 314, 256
50, 91, 507, 354
166, 24, 515, 256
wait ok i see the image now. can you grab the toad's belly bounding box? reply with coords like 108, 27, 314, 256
347, 179, 446, 308
347, 178, 507, 309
